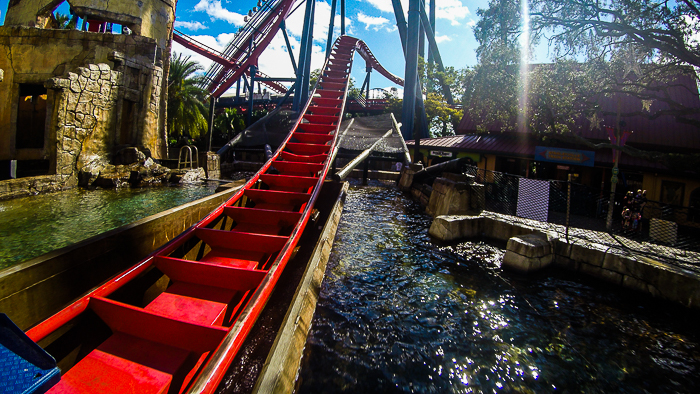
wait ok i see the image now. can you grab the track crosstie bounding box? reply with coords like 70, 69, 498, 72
27, 36, 367, 394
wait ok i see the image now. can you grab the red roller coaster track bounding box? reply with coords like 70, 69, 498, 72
27, 36, 368, 394
172, 0, 403, 98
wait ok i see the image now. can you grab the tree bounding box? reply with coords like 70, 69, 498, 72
167, 53, 210, 144
419, 57, 473, 104
52, 12, 76, 29
462, 0, 700, 172
461, 0, 524, 132
529, 0, 700, 127
424, 93, 463, 137
213, 108, 245, 145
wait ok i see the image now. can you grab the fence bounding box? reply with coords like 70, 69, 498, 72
452, 165, 700, 269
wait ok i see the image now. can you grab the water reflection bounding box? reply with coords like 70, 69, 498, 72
0, 184, 218, 268
297, 182, 700, 393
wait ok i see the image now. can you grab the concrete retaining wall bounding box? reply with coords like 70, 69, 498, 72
253, 182, 348, 393
429, 214, 700, 309
0, 186, 239, 330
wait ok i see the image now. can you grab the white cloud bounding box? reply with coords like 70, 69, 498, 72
364, 0, 398, 14
436, 0, 470, 26
284, 0, 351, 44
175, 1, 359, 94
174, 30, 326, 94
175, 20, 207, 31
466, 19, 476, 28
194, 0, 245, 25
173, 33, 233, 72
357, 12, 390, 31
364, 0, 470, 26
435, 34, 451, 44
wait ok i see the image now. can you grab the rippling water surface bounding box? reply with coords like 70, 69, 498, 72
297, 183, 700, 393
0, 184, 218, 268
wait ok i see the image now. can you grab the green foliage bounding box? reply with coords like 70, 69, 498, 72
419, 57, 473, 104
424, 93, 463, 138
461, 0, 524, 132
527, 0, 700, 126
383, 93, 461, 138
461, 0, 700, 170
53, 13, 76, 30
309, 69, 322, 92
167, 53, 209, 144
213, 108, 245, 145
464, 0, 700, 134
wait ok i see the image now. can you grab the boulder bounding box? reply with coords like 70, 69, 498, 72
502, 233, 553, 273
115, 147, 146, 165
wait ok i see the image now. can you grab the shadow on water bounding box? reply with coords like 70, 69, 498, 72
297, 181, 700, 393
0, 183, 218, 268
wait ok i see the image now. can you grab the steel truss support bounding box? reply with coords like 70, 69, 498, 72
427, 0, 436, 91
418, 0, 426, 58
359, 63, 371, 100
275, 84, 296, 109
392, 0, 430, 145
419, 0, 453, 104
341, 0, 346, 35
401, 0, 421, 145
280, 21, 297, 73
248, 64, 257, 126
300, 0, 315, 108
325, 0, 338, 58
293, 0, 315, 111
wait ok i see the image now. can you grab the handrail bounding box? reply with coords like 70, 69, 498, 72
177, 145, 199, 170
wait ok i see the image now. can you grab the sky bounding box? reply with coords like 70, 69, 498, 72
172, 0, 490, 94
0, 0, 547, 95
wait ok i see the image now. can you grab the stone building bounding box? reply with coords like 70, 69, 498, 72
0, 0, 175, 198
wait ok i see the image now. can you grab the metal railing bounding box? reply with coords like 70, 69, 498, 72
178, 145, 199, 170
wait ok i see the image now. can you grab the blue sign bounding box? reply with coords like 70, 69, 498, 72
535, 146, 595, 167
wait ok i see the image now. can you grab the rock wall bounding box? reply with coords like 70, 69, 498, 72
429, 214, 700, 308
0, 27, 166, 198
425, 173, 485, 217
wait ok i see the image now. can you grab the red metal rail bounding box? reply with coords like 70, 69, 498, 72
205, 0, 297, 98
28, 36, 362, 394
355, 40, 405, 87
175, 0, 403, 98
173, 31, 289, 94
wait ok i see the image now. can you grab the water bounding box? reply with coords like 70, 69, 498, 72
0, 184, 218, 268
297, 182, 700, 393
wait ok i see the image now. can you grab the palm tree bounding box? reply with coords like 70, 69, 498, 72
214, 108, 245, 143
167, 53, 209, 143
53, 12, 77, 29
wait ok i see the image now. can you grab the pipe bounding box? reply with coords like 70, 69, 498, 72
412, 156, 473, 183
333, 129, 392, 181
390, 112, 411, 164
216, 107, 289, 156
